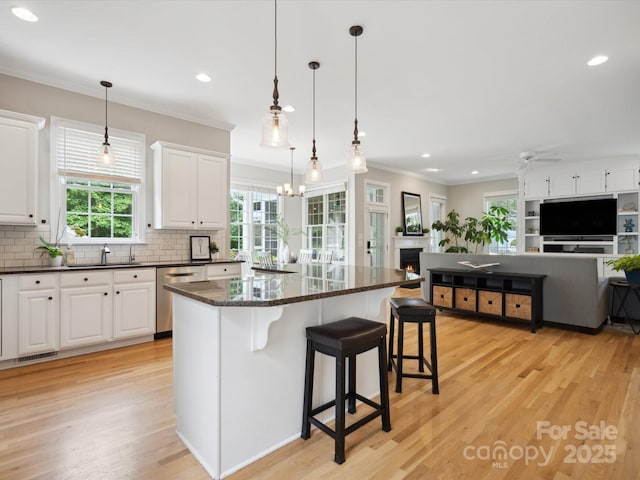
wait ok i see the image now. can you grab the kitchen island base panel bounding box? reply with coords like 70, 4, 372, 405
172, 287, 395, 479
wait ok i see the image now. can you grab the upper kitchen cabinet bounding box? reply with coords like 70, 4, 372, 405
152, 141, 229, 230
0, 109, 45, 225
523, 158, 639, 199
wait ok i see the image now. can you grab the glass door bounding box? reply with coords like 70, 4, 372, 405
366, 209, 387, 268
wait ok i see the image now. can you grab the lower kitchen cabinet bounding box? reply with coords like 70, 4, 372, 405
60, 271, 112, 349
18, 274, 59, 355
113, 269, 155, 339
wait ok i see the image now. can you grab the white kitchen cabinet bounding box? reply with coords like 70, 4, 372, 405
523, 172, 550, 199
206, 263, 242, 279
549, 168, 605, 197
606, 165, 638, 192
60, 271, 112, 349
152, 141, 229, 230
18, 274, 59, 355
0, 110, 45, 225
113, 269, 155, 339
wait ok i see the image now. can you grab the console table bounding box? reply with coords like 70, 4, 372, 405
429, 268, 546, 332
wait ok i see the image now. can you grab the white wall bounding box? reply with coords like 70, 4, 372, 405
447, 178, 518, 219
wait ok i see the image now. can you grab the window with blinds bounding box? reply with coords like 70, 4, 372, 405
51, 117, 145, 243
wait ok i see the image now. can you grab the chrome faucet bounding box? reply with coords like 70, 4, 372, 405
128, 242, 135, 264
100, 244, 111, 265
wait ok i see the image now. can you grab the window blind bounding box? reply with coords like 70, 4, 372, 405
54, 120, 143, 184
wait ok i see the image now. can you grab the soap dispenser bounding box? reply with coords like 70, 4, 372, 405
65, 244, 75, 266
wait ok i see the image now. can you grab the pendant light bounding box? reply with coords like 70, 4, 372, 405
277, 147, 305, 197
261, 0, 289, 148
306, 61, 323, 183
99, 80, 115, 166
347, 25, 367, 174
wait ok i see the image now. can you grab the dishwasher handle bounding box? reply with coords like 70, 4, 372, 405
166, 272, 200, 278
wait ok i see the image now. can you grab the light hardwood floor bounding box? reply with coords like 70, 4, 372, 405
1, 288, 639, 480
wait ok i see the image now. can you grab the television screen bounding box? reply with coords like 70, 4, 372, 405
539, 198, 617, 236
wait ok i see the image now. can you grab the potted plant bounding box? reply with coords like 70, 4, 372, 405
395, 226, 404, 236
35, 235, 64, 266
209, 241, 219, 260
266, 216, 305, 264
422, 227, 430, 235
606, 255, 640, 283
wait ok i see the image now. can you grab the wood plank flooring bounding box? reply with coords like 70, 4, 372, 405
1, 288, 639, 479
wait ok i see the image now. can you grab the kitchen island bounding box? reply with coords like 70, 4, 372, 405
165, 264, 421, 479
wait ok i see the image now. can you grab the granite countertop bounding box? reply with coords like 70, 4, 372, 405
164, 263, 423, 307
0, 259, 241, 275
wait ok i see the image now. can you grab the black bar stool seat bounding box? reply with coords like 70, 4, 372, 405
301, 316, 391, 464
388, 297, 439, 394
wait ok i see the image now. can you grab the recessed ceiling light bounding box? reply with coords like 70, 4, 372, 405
471, 170, 479, 175
587, 55, 608, 67
11, 7, 38, 22
425, 167, 441, 172
196, 73, 212, 83
421, 153, 431, 158
282, 105, 295, 113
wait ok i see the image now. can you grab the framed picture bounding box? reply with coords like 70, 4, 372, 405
190, 235, 211, 261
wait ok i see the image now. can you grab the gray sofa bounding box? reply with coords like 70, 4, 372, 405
419, 252, 609, 332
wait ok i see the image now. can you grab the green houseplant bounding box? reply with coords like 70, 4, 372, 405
35, 235, 64, 266
266, 216, 305, 264
431, 207, 513, 253
606, 255, 640, 283
395, 226, 404, 236
209, 241, 219, 259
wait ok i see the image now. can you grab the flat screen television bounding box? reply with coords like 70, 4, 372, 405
539, 198, 617, 236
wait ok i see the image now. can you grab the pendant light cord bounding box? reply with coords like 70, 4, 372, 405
274, 0, 278, 78
354, 33, 358, 123
312, 67, 316, 157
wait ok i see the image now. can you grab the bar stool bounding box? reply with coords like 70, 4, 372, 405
301, 317, 391, 464
388, 297, 439, 394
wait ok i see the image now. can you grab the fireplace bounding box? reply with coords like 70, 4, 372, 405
399, 248, 422, 288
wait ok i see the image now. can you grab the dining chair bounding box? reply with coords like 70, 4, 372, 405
235, 251, 254, 276
317, 250, 333, 264
298, 249, 313, 263
257, 251, 274, 267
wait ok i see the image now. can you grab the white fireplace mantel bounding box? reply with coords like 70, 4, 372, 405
392, 235, 432, 269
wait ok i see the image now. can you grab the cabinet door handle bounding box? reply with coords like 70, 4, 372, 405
488, 300, 493, 305
515, 304, 521, 308
133, 275, 138, 278
48, 296, 53, 300
104, 292, 108, 296
35, 280, 40, 284
192, 221, 195, 224
84, 277, 89, 281
116, 291, 120, 294
200, 221, 203, 224
29, 214, 34, 218
463, 297, 468, 301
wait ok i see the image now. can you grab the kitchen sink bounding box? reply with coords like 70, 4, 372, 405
67, 262, 142, 268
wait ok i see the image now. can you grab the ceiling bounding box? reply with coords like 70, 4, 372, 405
1, 0, 639, 185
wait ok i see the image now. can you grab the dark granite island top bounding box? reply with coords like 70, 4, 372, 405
164, 263, 422, 307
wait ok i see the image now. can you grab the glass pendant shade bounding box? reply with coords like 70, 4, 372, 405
261, 109, 289, 147
306, 158, 323, 183
347, 141, 367, 173
100, 141, 115, 166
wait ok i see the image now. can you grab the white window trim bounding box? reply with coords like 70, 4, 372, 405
483, 189, 518, 254
49, 116, 146, 245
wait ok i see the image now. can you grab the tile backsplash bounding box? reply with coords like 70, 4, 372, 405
0, 225, 227, 268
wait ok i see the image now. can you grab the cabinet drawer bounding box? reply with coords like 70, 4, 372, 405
114, 268, 156, 284
455, 288, 476, 311
432, 285, 453, 308
61, 271, 112, 287
19, 274, 58, 290
505, 293, 532, 320
207, 263, 241, 279
478, 290, 502, 315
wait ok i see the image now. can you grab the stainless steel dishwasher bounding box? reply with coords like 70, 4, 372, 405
155, 265, 205, 338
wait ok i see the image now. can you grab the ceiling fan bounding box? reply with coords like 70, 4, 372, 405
519, 151, 562, 164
